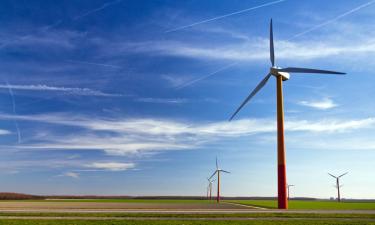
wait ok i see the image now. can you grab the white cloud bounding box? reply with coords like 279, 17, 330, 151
61, 172, 79, 179
298, 98, 338, 110
0, 129, 11, 135
0, 113, 375, 155
85, 162, 135, 171
135, 98, 187, 104
0, 84, 122, 97
161, 75, 193, 88
117, 35, 375, 63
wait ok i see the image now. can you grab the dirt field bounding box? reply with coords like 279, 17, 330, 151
0, 201, 250, 212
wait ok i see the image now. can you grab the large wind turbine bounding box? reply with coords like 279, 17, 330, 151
209, 158, 230, 203
328, 172, 348, 202
229, 19, 345, 209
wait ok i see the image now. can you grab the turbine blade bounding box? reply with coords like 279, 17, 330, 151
216, 157, 218, 169
278, 67, 345, 75
328, 173, 337, 178
270, 19, 275, 66
221, 170, 230, 173
229, 73, 271, 121
209, 170, 218, 180
339, 172, 348, 178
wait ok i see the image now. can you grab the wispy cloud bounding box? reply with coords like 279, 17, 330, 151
85, 162, 135, 171
61, 172, 80, 179
121, 38, 375, 62
0, 113, 374, 155
161, 75, 193, 88
0, 84, 122, 97
0, 129, 11, 135
298, 98, 338, 110
135, 98, 187, 104
165, 0, 285, 33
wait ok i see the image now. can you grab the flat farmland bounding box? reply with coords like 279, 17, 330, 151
0, 200, 375, 224
0, 200, 249, 212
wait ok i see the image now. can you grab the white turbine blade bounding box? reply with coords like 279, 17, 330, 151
328, 173, 337, 178
278, 67, 345, 75
216, 157, 219, 169
209, 170, 218, 180
229, 73, 272, 121
339, 172, 348, 178
221, 170, 230, 174
270, 19, 275, 66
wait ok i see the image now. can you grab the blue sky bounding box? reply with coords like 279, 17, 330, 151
0, 0, 375, 199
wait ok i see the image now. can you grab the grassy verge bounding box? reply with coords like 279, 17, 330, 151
228, 200, 375, 210
0, 212, 375, 219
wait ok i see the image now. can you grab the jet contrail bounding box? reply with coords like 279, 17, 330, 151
66, 60, 122, 69
0, 20, 62, 49
165, 0, 286, 33
177, 62, 238, 89
290, 0, 375, 40
4, 81, 22, 143
74, 0, 122, 20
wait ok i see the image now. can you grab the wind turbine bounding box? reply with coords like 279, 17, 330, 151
229, 19, 345, 209
328, 172, 348, 202
206, 177, 216, 200
209, 157, 230, 203
287, 184, 294, 201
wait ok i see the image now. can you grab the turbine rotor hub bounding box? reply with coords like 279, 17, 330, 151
270, 67, 290, 81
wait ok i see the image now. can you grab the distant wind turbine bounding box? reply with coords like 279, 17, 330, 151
328, 172, 348, 202
209, 157, 230, 203
206, 177, 215, 200
287, 184, 294, 201
229, 19, 345, 209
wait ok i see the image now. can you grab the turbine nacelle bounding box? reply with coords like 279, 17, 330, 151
270, 67, 290, 81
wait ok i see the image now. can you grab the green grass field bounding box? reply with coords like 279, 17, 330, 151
0, 211, 375, 219
229, 200, 375, 210
0, 219, 374, 225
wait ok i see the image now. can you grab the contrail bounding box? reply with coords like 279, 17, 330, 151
165, 0, 285, 33
66, 60, 122, 69
4, 81, 22, 143
74, 0, 122, 20
290, 0, 375, 40
0, 20, 62, 49
177, 62, 238, 89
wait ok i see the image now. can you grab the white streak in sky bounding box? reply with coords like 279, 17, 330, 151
0, 20, 62, 49
66, 60, 122, 69
165, 0, 285, 33
177, 62, 238, 89
74, 0, 122, 20
290, 0, 375, 40
0, 84, 122, 97
4, 81, 21, 143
